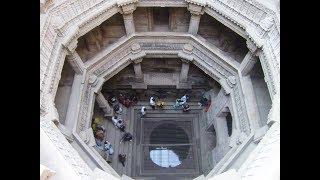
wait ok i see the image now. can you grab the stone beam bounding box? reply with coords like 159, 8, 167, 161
118, 0, 138, 36
95, 92, 113, 117
187, 2, 205, 35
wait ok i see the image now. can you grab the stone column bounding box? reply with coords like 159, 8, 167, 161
66, 51, 85, 74
123, 13, 135, 36
133, 58, 144, 82
95, 92, 112, 116
187, 2, 205, 35
177, 44, 193, 89
180, 59, 190, 83
119, 1, 137, 36
130, 43, 147, 89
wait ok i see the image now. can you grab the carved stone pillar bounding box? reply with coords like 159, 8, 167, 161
66, 51, 85, 74
130, 43, 147, 89
96, 92, 112, 117
187, 2, 205, 35
180, 59, 190, 83
123, 13, 135, 35
118, 1, 137, 36
177, 44, 193, 89
133, 58, 144, 82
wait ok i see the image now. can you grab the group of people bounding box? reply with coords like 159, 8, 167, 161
140, 94, 191, 117
173, 94, 191, 112
93, 92, 211, 167
92, 93, 137, 166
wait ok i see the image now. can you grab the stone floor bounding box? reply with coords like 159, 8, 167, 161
92, 99, 214, 179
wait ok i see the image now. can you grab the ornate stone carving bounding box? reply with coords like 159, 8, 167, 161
260, 15, 274, 31
40, 120, 92, 178
226, 76, 237, 88
88, 74, 98, 86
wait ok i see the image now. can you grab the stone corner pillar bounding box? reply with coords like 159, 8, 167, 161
66, 51, 85, 74
130, 43, 147, 89
186, 0, 206, 35
177, 44, 194, 89
95, 91, 113, 117
118, 0, 138, 36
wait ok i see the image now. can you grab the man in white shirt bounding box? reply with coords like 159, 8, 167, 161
150, 96, 156, 109
141, 106, 147, 116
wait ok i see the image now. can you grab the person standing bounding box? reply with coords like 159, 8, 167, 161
118, 154, 126, 167
120, 132, 133, 143
104, 140, 114, 155
150, 96, 156, 109
141, 106, 147, 116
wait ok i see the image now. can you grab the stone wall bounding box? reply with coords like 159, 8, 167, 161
76, 13, 126, 62
249, 60, 271, 127
54, 60, 75, 125
198, 13, 248, 64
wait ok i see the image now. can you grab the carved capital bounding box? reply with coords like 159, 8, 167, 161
118, 0, 138, 15
187, 3, 205, 16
